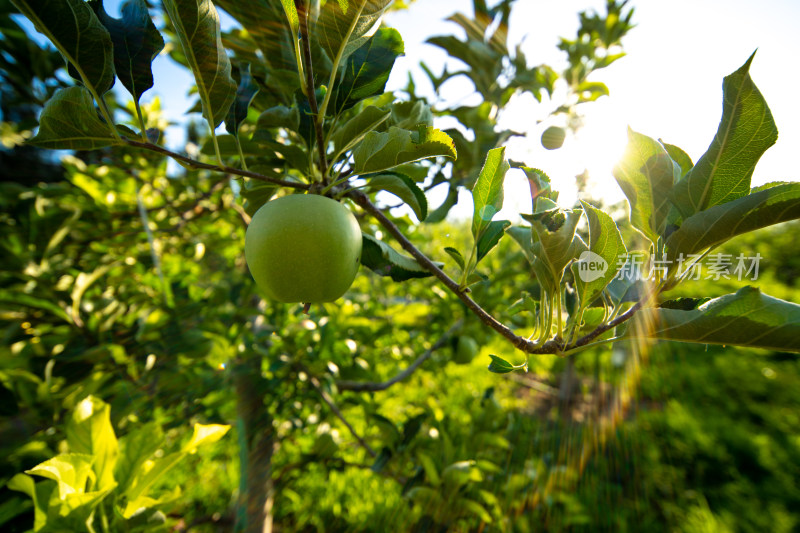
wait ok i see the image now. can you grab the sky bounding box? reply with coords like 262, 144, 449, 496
15, 0, 800, 222
382, 0, 800, 220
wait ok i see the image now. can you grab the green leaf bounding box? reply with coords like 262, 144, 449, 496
66, 396, 119, 491
226, 63, 259, 136
332, 27, 404, 114
366, 172, 428, 221
425, 184, 459, 224
256, 105, 300, 131
506, 226, 535, 265
114, 422, 163, 495
7, 474, 49, 530
416, 451, 441, 486
576, 80, 609, 103
361, 234, 439, 281
0, 496, 31, 527
426, 34, 499, 94
606, 250, 649, 306
330, 105, 391, 162
659, 297, 712, 311
572, 202, 627, 309
517, 165, 559, 213
201, 133, 258, 156
11, 0, 115, 93
670, 52, 778, 219
523, 208, 586, 292
666, 182, 800, 261
0, 289, 72, 323
371, 447, 393, 473
631, 286, 800, 352
387, 100, 433, 130
476, 219, 511, 263
317, 0, 393, 67
26, 453, 96, 499
487, 355, 515, 374
242, 178, 278, 216
124, 452, 183, 502
660, 140, 693, 178
90, 0, 164, 104
163, 0, 236, 128
461, 499, 493, 523
613, 127, 680, 244
29, 86, 119, 150
71, 264, 115, 326
214, 0, 296, 72
353, 126, 456, 175
124, 426, 229, 503
279, 0, 299, 34
296, 87, 325, 148
444, 247, 466, 270
182, 423, 230, 452
471, 147, 509, 239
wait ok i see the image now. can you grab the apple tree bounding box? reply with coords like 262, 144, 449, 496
2, 0, 800, 531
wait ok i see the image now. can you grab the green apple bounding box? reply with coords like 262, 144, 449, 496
541, 126, 566, 150
245, 194, 362, 303
453, 336, 479, 365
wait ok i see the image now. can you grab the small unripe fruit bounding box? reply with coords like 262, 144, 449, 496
245, 194, 362, 303
453, 336, 479, 365
541, 126, 566, 150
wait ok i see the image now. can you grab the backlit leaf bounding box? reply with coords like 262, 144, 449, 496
366, 172, 428, 221
29, 87, 119, 150
317, 0, 393, 67
90, 0, 164, 103
12, 0, 115, 93
666, 182, 800, 261
66, 396, 119, 491
613, 127, 680, 244
213, 0, 296, 71
476, 219, 510, 263
471, 147, 508, 240
572, 202, 627, 309
487, 355, 515, 374
163, 0, 236, 128
670, 52, 778, 219
361, 234, 439, 281
631, 286, 800, 352
353, 126, 456, 175
330, 105, 391, 162
332, 27, 404, 114
226, 63, 259, 136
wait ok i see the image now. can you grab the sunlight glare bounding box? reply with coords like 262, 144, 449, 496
495, 99, 629, 222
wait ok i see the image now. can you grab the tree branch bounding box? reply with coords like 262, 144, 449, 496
307, 374, 377, 457
297, 3, 328, 179
347, 189, 658, 357
572, 299, 645, 348
122, 138, 310, 190
348, 189, 555, 353
337, 320, 463, 392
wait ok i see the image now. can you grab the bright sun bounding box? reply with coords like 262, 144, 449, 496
493, 99, 630, 222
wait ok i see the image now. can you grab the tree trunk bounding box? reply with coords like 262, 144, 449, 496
558, 356, 577, 418
234, 356, 275, 533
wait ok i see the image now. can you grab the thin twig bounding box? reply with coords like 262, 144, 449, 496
572, 300, 646, 348
308, 374, 377, 457
337, 321, 463, 392
348, 189, 553, 353
122, 138, 309, 189
348, 189, 661, 357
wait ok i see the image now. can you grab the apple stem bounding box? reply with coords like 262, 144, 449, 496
302, 302, 311, 314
